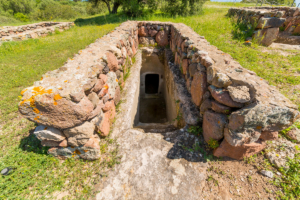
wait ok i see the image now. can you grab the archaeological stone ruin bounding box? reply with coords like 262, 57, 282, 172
228, 7, 300, 46
18, 20, 300, 161
0, 22, 73, 43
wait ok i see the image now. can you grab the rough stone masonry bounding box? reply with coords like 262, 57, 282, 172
18, 20, 299, 160
0, 22, 73, 44
228, 7, 300, 46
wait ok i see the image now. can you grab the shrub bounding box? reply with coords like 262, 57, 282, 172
0, 0, 35, 14
86, 2, 107, 15
31, 3, 79, 21
14, 12, 29, 22
0, 15, 19, 24
122, 0, 145, 17
162, 0, 207, 16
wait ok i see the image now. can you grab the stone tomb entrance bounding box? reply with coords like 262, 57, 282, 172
134, 48, 177, 130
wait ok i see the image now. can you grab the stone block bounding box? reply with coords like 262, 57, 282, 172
253, 27, 279, 46
34, 125, 65, 142
214, 139, 266, 160
256, 17, 285, 29
191, 72, 207, 106
156, 30, 169, 46
64, 122, 95, 146
208, 85, 244, 108
203, 110, 227, 142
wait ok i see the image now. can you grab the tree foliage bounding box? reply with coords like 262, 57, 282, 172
163, 0, 208, 16
0, 0, 107, 22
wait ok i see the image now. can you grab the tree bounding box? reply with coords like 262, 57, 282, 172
0, 0, 35, 14
89, 0, 121, 14
163, 0, 207, 16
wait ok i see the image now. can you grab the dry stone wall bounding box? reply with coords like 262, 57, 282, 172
18, 20, 299, 161
19, 21, 138, 160
0, 22, 73, 43
228, 7, 300, 46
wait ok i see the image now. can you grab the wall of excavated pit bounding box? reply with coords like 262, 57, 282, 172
18, 21, 299, 161
19, 21, 138, 160
137, 21, 299, 160
0, 22, 73, 43
228, 7, 300, 46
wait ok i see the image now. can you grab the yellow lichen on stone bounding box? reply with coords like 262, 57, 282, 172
20, 89, 28, 96
33, 108, 40, 114
54, 94, 62, 101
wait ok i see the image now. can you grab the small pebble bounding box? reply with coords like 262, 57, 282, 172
276, 172, 282, 176
260, 170, 274, 178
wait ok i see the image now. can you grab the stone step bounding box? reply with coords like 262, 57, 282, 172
134, 123, 177, 133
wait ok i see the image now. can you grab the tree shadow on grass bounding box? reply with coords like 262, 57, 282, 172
74, 13, 132, 27
19, 128, 49, 155
74, 12, 175, 27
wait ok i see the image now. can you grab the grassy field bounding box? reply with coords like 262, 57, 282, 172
0, 2, 299, 199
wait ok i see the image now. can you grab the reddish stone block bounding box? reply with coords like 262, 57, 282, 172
203, 110, 227, 142
214, 139, 266, 160
138, 26, 148, 37
182, 59, 188, 74
106, 52, 118, 72
191, 72, 207, 106
156, 30, 169, 46
260, 131, 278, 141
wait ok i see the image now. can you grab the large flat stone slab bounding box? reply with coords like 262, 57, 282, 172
94, 129, 207, 200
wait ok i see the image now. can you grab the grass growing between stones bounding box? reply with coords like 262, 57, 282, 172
1, 1, 300, 198
0, 24, 120, 199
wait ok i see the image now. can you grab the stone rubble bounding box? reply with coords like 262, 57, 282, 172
286, 127, 300, 142
265, 138, 297, 169
228, 7, 300, 46
260, 170, 274, 178
0, 22, 73, 43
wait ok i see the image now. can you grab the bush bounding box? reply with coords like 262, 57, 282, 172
122, 0, 145, 17
0, 15, 19, 24
14, 12, 29, 22
86, 2, 107, 15
162, 0, 207, 16
0, 0, 35, 14
31, 3, 79, 21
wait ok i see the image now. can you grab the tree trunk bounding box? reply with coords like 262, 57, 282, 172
112, 2, 120, 14
103, 0, 112, 14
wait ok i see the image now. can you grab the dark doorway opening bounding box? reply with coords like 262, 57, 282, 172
145, 74, 159, 94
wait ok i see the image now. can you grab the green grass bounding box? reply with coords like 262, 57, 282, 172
0, 24, 120, 199
0, 1, 300, 199
273, 148, 300, 199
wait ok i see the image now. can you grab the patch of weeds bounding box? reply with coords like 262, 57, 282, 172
116, 100, 123, 112
179, 144, 194, 153
230, 17, 255, 42
279, 26, 285, 32
173, 100, 183, 124
273, 153, 300, 199
244, 154, 257, 165
247, 175, 253, 182
207, 175, 219, 186
179, 66, 183, 74
193, 142, 214, 162
207, 138, 219, 149
280, 121, 300, 143
208, 166, 226, 175
188, 125, 203, 136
